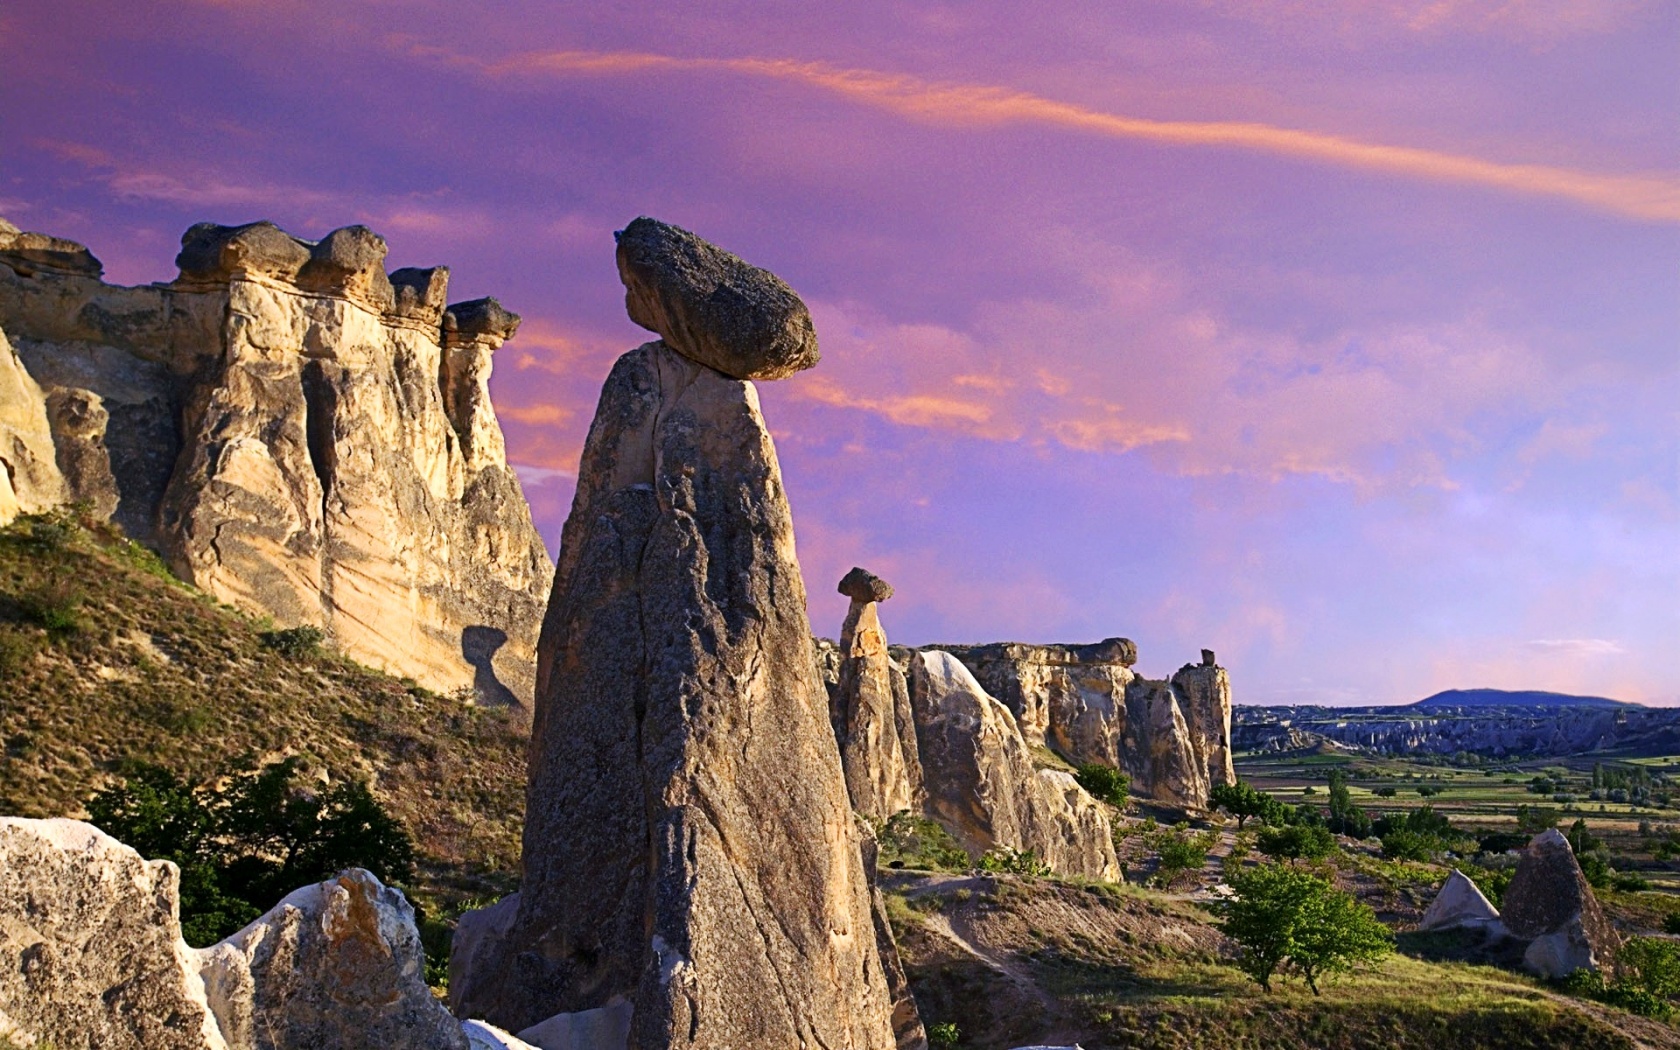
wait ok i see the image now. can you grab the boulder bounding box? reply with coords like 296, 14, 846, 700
0, 218, 553, 705
614, 217, 819, 380
462, 1020, 539, 1050
0, 818, 225, 1050
1500, 829, 1620, 978
0, 222, 103, 277
451, 332, 897, 1047
908, 650, 1120, 881
198, 868, 467, 1050
832, 567, 924, 820
1418, 869, 1501, 932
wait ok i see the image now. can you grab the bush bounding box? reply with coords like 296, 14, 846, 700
260, 624, 326, 657
1211, 781, 1287, 828
1563, 938, 1680, 1019
21, 580, 85, 638
1074, 763, 1130, 807
978, 845, 1050, 877
1221, 861, 1392, 994
1374, 786, 1397, 798
1149, 822, 1219, 888
878, 812, 971, 872
1662, 913, 1680, 936
88, 758, 414, 946
928, 1022, 960, 1047
1381, 829, 1438, 862
1257, 823, 1336, 861
1416, 785, 1440, 797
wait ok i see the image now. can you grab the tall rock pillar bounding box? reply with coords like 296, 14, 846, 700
456, 218, 899, 1049
834, 567, 924, 821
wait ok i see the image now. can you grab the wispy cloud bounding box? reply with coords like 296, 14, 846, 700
433, 46, 1680, 224
1526, 638, 1627, 655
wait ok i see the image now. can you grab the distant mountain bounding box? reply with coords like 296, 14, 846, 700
1409, 688, 1631, 710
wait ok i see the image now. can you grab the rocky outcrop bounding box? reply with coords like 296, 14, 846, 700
939, 640, 1230, 809
858, 819, 930, 1050
615, 216, 819, 380
1232, 702, 1680, 759
1419, 869, 1501, 933
833, 567, 924, 821
198, 869, 467, 1050
909, 651, 1120, 881
1501, 829, 1620, 979
0, 818, 225, 1050
0, 325, 66, 525
0, 218, 552, 706
452, 221, 899, 1048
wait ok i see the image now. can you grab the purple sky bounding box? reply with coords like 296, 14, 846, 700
4, 1, 1676, 705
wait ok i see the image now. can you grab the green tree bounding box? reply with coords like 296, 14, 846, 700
1257, 823, 1336, 861
1149, 822, 1219, 888
88, 758, 414, 946
1326, 769, 1372, 838
1221, 862, 1392, 994
1211, 781, 1286, 829
1074, 764, 1130, 807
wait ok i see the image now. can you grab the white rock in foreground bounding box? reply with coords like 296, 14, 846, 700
0, 817, 227, 1050
199, 867, 467, 1050
1419, 869, 1501, 932
463, 1019, 540, 1050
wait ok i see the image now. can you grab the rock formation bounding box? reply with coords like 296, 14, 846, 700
0, 818, 465, 1050
938, 640, 1232, 809
858, 818, 931, 1050
833, 567, 924, 820
0, 818, 225, 1050
198, 869, 468, 1050
451, 219, 900, 1049
1500, 829, 1620, 979
908, 651, 1120, 881
0, 218, 552, 706
1418, 869, 1501, 933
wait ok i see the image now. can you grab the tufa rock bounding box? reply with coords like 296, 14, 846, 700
1171, 660, 1236, 794
1201, 648, 1216, 666
832, 567, 924, 820
0, 219, 552, 706
0, 325, 68, 526
614, 217, 819, 380
858, 819, 930, 1050
1419, 869, 1501, 932
0, 220, 103, 277
462, 1020, 540, 1050
1501, 829, 1620, 979
199, 868, 467, 1050
0, 818, 225, 1050
839, 565, 895, 603
909, 650, 1120, 881
451, 339, 897, 1047
445, 297, 522, 342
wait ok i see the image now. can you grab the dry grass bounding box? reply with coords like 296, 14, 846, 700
0, 511, 526, 908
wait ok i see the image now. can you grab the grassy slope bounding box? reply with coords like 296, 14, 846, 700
0, 512, 526, 908
887, 871, 1680, 1050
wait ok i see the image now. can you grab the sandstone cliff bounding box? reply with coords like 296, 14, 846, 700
937, 641, 1233, 809
0, 218, 552, 707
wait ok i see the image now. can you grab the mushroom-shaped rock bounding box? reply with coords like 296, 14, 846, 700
444, 297, 522, 344
175, 221, 311, 284
0, 223, 104, 277
298, 225, 395, 309
840, 566, 895, 603
1501, 828, 1620, 978
390, 266, 451, 325
198, 868, 468, 1050
615, 216, 819, 380
1419, 869, 1501, 932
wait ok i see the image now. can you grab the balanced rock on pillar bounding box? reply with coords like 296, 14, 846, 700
452, 220, 899, 1049
833, 567, 924, 821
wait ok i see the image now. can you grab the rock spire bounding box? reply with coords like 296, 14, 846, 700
832, 567, 924, 820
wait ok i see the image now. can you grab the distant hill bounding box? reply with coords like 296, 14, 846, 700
1409, 688, 1631, 710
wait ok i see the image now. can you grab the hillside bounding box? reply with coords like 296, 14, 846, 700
1412, 689, 1630, 710
0, 509, 527, 905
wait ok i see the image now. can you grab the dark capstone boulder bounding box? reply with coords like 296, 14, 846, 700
1501, 828, 1620, 978
615, 216, 819, 380
444, 297, 522, 342
389, 266, 451, 324
175, 221, 311, 284
840, 565, 896, 603
297, 225, 395, 309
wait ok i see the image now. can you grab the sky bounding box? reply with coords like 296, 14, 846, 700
2, 1, 1676, 705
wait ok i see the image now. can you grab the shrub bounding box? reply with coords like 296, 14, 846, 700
928, 1022, 961, 1047
1074, 763, 1130, 807
1211, 781, 1287, 828
979, 845, 1050, 877
1416, 785, 1441, 797
1257, 823, 1336, 861
1381, 829, 1438, 862
1149, 822, 1219, 888
878, 812, 971, 872
21, 581, 86, 638
88, 758, 414, 946
260, 624, 326, 657
1663, 913, 1680, 937
1374, 786, 1397, 798
1221, 861, 1392, 994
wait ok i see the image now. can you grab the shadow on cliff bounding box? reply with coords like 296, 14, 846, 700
462, 625, 521, 711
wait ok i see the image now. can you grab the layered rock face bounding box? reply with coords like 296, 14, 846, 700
833, 567, 924, 821
454, 219, 900, 1048
909, 651, 1120, 881
1501, 829, 1620, 979
0, 219, 551, 706
940, 640, 1232, 808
